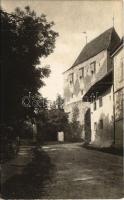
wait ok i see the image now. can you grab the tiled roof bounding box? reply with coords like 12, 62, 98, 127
65, 27, 120, 73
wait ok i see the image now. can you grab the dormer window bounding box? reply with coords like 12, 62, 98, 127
90, 61, 96, 75
69, 73, 74, 84
79, 67, 84, 79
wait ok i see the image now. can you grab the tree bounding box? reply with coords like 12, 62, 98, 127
48, 109, 68, 132
50, 101, 57, 110
69, 105, 82, 141
50, 95, 64, 110
36, 95, 69, 142
72, 105, 79, 122
55, 94, 64, 110
1, 6, 58, 123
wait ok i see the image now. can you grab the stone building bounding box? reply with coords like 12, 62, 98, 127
63, 65, 90, 139
112, 40, 124, 148
63, 27, 120, 144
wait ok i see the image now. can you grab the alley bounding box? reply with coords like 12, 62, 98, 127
1, 143, 124, 199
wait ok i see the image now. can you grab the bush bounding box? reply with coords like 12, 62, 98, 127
65, 121, 83, 142
0, 124, 20, 162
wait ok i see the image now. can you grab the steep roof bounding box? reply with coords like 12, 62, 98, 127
111, 37, 123, 57
64, 27, 120, 73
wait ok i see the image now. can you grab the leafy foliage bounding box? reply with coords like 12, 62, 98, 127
66, 105, 83, 142
1, 7, 58, 123
55, 94, 64, 110
72, 105, 79, 122
36, 95, 69, 142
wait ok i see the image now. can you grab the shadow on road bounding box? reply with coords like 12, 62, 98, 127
81, 144, 123, 156
1, 147, 55, 199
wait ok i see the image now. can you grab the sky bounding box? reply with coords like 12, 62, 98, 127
1, 0, 123, 100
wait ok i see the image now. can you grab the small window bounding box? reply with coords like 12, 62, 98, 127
99, 97, 103, 107
94, 122, 97, 131
90, 61, 96, 75
79, 68, 84, 79
70, 73, 74, 84
93, 101, 96, 110
99, 119, 103, 129
81, 89, 84, 95
72, 93, 74, 98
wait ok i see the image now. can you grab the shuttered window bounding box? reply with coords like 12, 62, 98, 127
90, 61, 96, 75
79, 67, 84, 78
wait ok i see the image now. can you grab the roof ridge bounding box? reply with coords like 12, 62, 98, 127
63, 27, 120, 74
84, 27, 114, 48
107, 27, 115, 50
71, 27, 114, 68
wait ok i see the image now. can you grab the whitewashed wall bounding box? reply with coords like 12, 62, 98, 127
90, 86, 114, 147
114, 47, 124, 92
63, 50, 108, 106
113, 47, 124, 147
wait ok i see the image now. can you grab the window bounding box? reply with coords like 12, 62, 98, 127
70, 73, 74, 84
79, 68, 84, 79
99, 97, 103, 107
72, 93, 74, 98
90, 61, 96, 75
115, 90, 123, 119
81, 89, 84, 95
99, 119, 103, 129
93, 101, 96, 110
94, 122, 97, 131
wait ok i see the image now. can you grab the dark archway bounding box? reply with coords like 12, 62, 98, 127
84, 108, 91, 143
